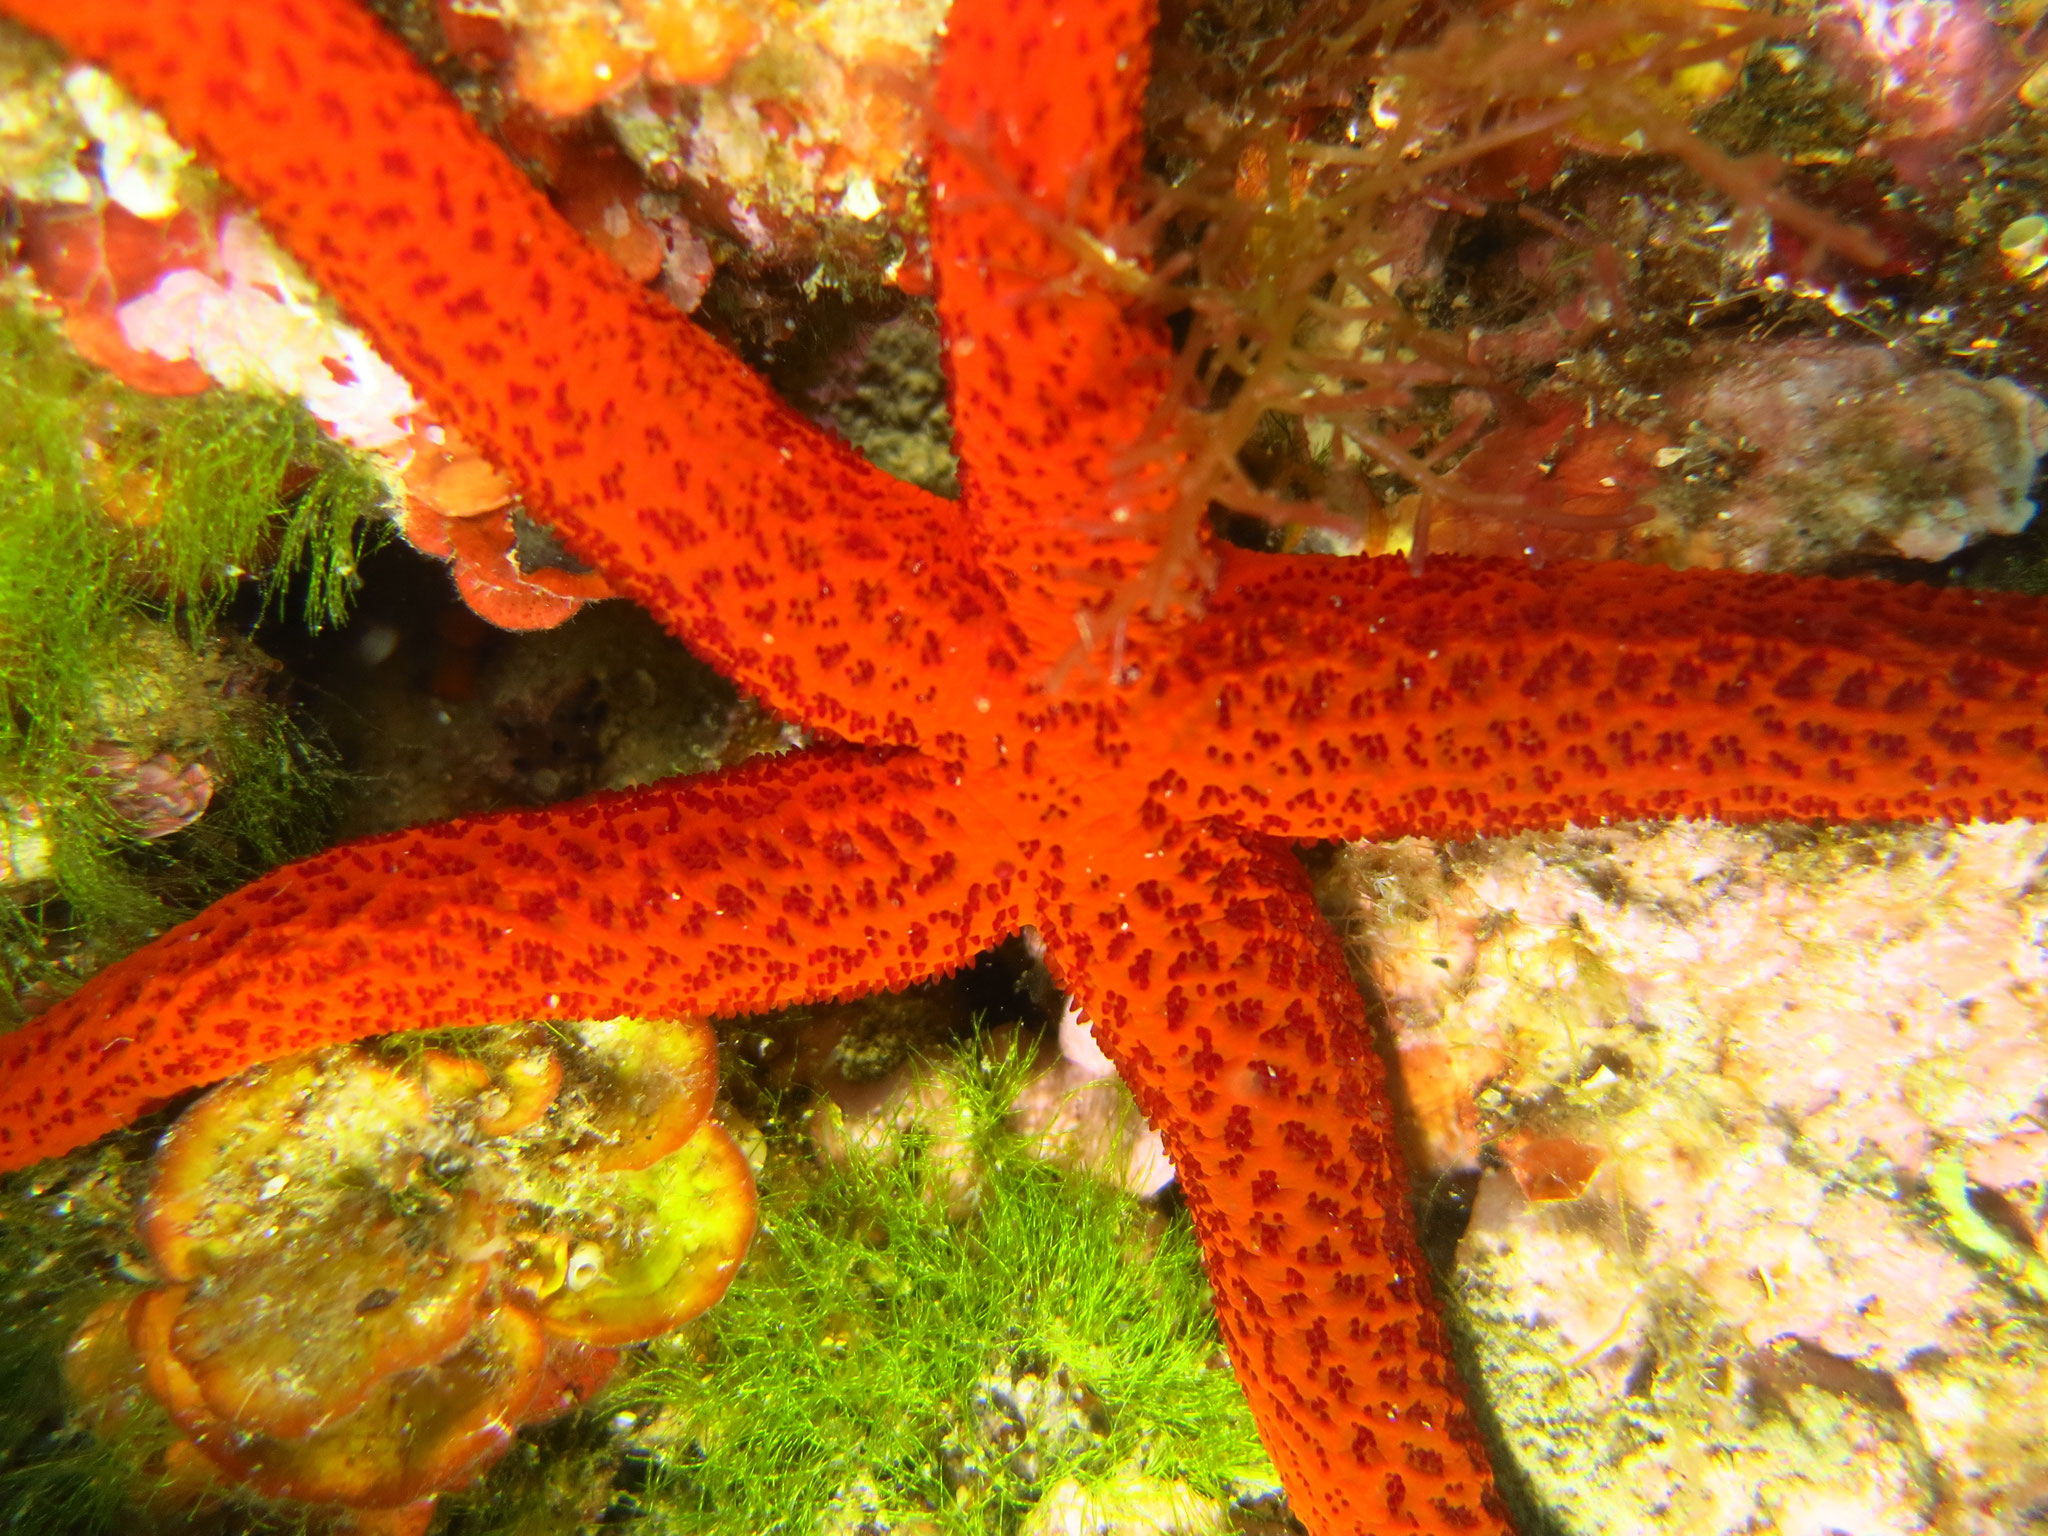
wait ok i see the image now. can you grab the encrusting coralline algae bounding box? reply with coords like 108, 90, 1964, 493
1337, 820, 2048, 1536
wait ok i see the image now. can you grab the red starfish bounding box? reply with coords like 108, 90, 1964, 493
6, 2, 2048, 1533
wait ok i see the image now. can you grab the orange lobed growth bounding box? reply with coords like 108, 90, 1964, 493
397, 421, 615, 631
494, 0, 763, 118
64, 1016, 754, 1529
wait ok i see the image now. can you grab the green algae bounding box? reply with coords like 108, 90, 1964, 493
600, 1039, 1272, 1536
0, 300, 385, 1017
0, 1136, 160, 1536
1927, 1151, 2048, 1310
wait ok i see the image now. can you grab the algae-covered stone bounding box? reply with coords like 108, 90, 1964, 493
1333, 821, 2048, 1536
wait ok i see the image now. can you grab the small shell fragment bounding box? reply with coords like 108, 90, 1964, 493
1999, 215, 2048, 281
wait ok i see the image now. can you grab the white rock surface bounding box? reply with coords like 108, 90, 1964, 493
1335, 821, 2048, 1536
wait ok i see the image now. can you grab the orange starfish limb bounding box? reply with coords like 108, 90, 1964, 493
0, 748, 1015, 1160
1047, 823, 1502, 1533
0, 0, 1011, 742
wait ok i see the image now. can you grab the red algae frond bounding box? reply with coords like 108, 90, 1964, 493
1075, 0, 1899, 610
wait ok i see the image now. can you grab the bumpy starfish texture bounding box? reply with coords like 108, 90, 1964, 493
6, 3, 2048, 1534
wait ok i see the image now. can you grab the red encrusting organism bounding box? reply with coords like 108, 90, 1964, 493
17, 197, 218, 394
4, 3, 2048, 1536
394, 421, 615, 631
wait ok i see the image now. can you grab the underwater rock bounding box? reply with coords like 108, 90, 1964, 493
15, 196, 216, 393
433, 0, 941, 288
0, 21, 90, 203
56, 61, 190, 216
941, 1355, 1110, 1507
1006, 1004, 1175, 1200
0, 801, 50, 884
595, 0, 943, 288
315, 593, 777, 842
812, 1018, 1175, 1203
1332, 821, 2048, 1536
1413, 340, 2048, 573
803, 309, 959, 498
114, 211, 420, 448
78, 196, 607, 630
1020, 1470, 1227, 1536
1651, 341, 2048, 569
1813, 0, 2019, 155
0, 23, 187, 213
816, 1480, 945, 1536
0, 622, 275, 895
78, 740, 214, 838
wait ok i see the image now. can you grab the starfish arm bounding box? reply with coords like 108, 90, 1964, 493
1037, 822, 1509, 1536
1151, 550, 2048, 841
932, 0, 1188, 659
0, 749, 1024, 1171
0, 0, 1008, 742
